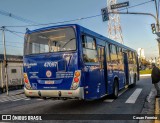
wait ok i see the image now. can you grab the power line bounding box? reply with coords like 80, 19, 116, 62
0, 41, 24, 44
5, 14, 101, 28
4, 0, 154, 28
6, 29, 24, 39
0, 44, 23, 48
119, 0, 153, 11
0, 9, 37, 24
0, 27, 25, 34
5, 29, 25, 34
0, 28, 24, 44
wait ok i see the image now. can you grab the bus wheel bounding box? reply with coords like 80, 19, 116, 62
112, 80, 119, 99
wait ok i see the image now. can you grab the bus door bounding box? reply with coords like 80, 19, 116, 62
123, 52, 129, 86
82, 35, 101, 99
97, 45, 107, 96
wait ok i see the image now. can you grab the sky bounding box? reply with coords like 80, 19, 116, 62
0, 0, 159, 59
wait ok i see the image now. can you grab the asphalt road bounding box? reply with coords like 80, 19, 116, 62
0, 76, 154, 123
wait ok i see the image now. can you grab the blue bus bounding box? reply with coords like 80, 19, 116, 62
23, 24, 139, 100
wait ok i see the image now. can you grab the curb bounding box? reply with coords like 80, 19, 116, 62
139, 86, 156, 123
155, 98, 160, 123
15, 92, 24, 95
140, 74, 151, 77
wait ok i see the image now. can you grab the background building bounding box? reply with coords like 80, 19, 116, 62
138, 48, 145, 59
0, 54, 23, 93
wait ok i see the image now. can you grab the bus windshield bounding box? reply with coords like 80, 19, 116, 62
24, 27, 76, 55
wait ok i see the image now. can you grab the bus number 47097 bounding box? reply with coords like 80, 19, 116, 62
23, 24, 139, 100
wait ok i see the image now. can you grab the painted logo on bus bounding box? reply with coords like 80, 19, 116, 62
46, 70, 52, 78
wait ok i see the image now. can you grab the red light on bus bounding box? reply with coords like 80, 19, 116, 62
75, 71, 80, 77
71, 70, 81, 90
74, 77, 79, 83
24, 78, 29, 83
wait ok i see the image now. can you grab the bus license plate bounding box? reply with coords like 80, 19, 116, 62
45, 81, 54, 84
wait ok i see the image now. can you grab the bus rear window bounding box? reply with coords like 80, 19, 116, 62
24, 27, 76, 55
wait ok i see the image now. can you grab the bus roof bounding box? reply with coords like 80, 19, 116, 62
26, 24, 136, 52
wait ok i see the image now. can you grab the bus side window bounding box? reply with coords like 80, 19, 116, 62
110, 44, 118, 64
82, 35, 86, 48
117, 47, 119, 63
128, 51, 133, 64
131, 52, 133, 64
109, 44, 113, 64
132, 52, 136, 64
106, 43, 110, 63
86, 36, 96, 49
98, 46, 104, 69
82, 35, 96, 49
117, 47, 123, 64
82, 35, 98, 63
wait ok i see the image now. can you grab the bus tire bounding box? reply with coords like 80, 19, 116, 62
112, 79, 119, 99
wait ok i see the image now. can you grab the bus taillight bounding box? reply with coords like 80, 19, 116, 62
75, 71, 80, 77
24, 73, 31, 89
71, 70, 81, 90
24, 74, 28, 83
74, 77, 79, 83
24, 78, 29, 83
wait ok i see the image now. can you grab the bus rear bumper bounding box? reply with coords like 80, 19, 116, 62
24, 87, 84, 100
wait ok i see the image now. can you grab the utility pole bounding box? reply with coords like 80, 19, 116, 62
2, 26, 9, 96
154, 0, 159, 31
154, 0, 160, 59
